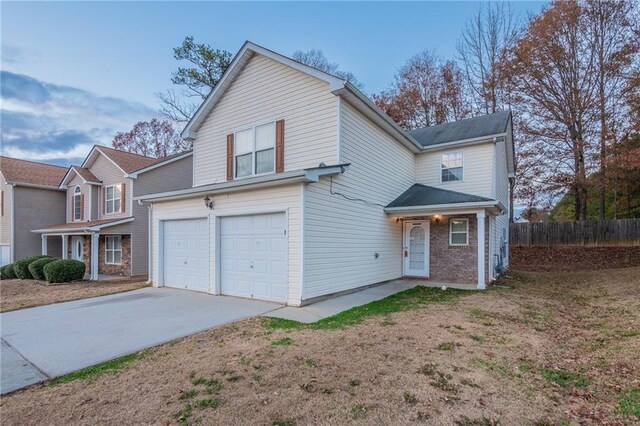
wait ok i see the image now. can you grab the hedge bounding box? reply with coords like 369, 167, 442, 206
13, 255, 51, 280
28, 257, 60, 281
1, 263, 17, 279
43, 259, 86, 284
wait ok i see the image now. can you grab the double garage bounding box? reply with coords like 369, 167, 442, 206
161, 212, 288, 303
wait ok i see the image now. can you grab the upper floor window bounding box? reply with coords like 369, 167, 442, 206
73, 187, 82, 221
235, 122, 275, 178
105, 185, 121, 214
449, 218, 469, 246
441, 151, 464, 182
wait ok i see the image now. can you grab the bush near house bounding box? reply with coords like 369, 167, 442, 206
0, 263, 17, 279
43, 259, 86, 284
28, 258, 60, 281
13, 256, 51, 280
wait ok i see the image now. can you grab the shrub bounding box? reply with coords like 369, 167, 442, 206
43, 259, 86, 284
1, 263, 17, 279
13, 255, 51, 279
28, 257, 59, 281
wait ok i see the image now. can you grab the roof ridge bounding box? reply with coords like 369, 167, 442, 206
0, 156, 69, 170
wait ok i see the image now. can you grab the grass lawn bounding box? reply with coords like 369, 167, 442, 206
0, 278, 149, 312
1, 267, 639, 425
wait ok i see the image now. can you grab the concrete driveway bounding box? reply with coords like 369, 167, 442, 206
0, 288, 280, 394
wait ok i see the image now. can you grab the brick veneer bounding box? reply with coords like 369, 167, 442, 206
65, 234, 131, 277
98, 235, 131, 276
427, 214, 490, 285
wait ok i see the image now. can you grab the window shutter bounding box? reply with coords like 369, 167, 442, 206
227, 133, 234, 181
121, 183, 126, 213
70, 194, 74, 221
275, 119, 285, 173
1, 190, 4, 217
80, 194, 85, 221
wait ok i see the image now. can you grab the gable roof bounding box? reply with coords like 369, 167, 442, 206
409, 111, 511, 148
71, 166, 101, 184
181, 41, 423, 153
0, 156, 68, 188
81, 145, 192, 176
386, 184, 494, 209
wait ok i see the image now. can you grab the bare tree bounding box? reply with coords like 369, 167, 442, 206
586, 0, 638, 219
457, 2, 521, 115
507, 0, 600, 220
112, 119, 190, 158
292, 49, 364, 90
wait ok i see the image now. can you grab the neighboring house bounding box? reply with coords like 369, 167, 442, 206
136, 42, 514, 306
32, 146, 193, 279
0, 157, 68, 266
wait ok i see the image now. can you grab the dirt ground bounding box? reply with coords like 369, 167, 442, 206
1, 267, 639, 425
0, 278, 149, 312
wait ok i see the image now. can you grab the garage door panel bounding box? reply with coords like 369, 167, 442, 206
220, 213, 287, 303
163, 218, 209, 293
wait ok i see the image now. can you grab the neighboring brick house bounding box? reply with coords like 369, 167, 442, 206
136, 42, 514, 306
0, 157, 68, 266
32, 146, 193, 279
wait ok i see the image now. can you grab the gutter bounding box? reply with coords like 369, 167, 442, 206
418, 133, 507, 152
135, 164, 349, 203
384, 200, 506, 214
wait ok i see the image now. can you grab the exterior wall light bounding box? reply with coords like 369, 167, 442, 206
434, 215, 441, 223
203, 195, 214, 210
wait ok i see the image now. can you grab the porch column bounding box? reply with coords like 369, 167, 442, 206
477, 211, 486, 290
41, 235, 48, 256
90, 233, 99, 281
61, 235, 68, 259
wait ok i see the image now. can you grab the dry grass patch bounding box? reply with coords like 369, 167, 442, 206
1, 267, 639, 425
0, 278, 149, 312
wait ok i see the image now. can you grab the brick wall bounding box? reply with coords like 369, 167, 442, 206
98, 235, 131, 276
428, 215, 489, 285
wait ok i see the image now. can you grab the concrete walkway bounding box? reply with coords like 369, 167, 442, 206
0, 288, 280, 395
265, 279, 475, 323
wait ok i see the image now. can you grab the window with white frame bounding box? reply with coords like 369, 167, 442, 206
235, 121, 275, 178
105, 236, 122, 264
73, 186, 82, 221
441, 151, 464, 182
449, 218, 469, 246
105, 185, 121, 214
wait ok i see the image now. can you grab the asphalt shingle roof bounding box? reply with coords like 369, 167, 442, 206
71, 166, 101, 183
386, 184, 494, 209
97, 146, 192, 174
0, 156, 68, 188
409, 111, 511, 147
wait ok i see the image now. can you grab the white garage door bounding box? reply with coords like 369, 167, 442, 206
221, 213, 287, 303
163, 218, 209, 292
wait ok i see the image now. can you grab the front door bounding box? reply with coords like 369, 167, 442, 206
71, 236, 84, 261
403, 222, 429, 277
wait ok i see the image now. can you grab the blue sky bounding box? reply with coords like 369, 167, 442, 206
1, 1, 546, 165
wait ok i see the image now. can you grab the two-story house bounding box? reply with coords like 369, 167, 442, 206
136, 42, 514, 306
0, 157, 69, 265
33, 146, 193, 280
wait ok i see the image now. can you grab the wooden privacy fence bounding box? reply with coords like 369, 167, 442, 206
510, 218, 640, 247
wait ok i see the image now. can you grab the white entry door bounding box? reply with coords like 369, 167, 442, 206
71, 236, 84, 261
403, 222, 429, 277
220, 213, 287, 303
162, 218, 210, 292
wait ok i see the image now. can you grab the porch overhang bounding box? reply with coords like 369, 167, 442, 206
32, 217, 134, 235
385, 200, 506, 218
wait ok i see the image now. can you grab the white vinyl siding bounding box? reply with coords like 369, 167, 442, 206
149, 184, 302, 305
193, 54, 338, 186
491, 140, 510, 277
303, 101, 416, 300
415, 143, 495, 198
0, 181, 12, 246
